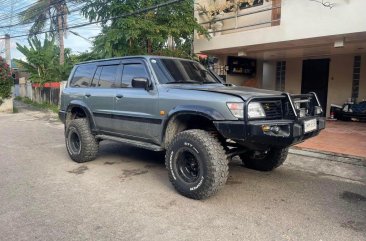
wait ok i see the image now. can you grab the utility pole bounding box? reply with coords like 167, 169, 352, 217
5, 34, 11, 66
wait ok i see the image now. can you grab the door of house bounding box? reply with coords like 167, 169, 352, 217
301, 59, 330, 115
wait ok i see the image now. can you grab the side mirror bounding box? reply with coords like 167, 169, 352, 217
131, 77, 150, 90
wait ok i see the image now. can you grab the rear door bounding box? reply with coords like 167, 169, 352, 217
87, 62, 122, 132
68, 63, 96, 114
113, 59, 160, 142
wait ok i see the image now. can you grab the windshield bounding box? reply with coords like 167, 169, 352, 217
151, 58, 220, 84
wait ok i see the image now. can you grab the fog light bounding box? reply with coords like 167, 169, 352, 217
270, 126, 280, 134
262, 125, 270, 132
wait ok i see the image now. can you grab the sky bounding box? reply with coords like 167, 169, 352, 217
0, 0, 101, 62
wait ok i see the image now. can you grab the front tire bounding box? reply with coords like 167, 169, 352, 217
65, 119, 99, 163
165, 129, 229, 200
240, 148, 288, 172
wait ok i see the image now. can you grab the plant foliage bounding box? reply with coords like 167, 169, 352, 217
18, 0, 79, 64
81, 0, 207, 58
15, 36, 73, 84
0, 57, 13, 101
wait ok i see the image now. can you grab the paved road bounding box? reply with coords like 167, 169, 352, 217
1, 104, 365, 241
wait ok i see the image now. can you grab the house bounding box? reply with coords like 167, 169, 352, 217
194, 0, 366, 116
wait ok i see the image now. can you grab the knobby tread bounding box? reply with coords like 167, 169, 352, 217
165, 129, 229, 200
240, 148, 289, 171
66, 119, 99, 163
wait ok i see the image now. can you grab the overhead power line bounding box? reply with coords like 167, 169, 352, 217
0, 5, 84, 30
0, 0, 184, 40
0, 0, 78, 23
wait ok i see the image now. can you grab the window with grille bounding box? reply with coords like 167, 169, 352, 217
351, 56, 361, 100
276, 61, 286, 91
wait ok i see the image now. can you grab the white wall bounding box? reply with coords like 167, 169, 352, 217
262, 61, 276, 90
285, 58, 302, 94
195, 0, 366, 53
327, 55, 354, 114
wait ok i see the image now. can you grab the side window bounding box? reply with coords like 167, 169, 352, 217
90, 67, 102, 87
121, 63, 149, 88
97, 65, 119, 88
70, 64, 96, 87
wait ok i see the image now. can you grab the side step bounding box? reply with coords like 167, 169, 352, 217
96, 134, 164, 151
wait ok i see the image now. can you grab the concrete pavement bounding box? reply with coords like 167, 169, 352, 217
0, 104, 365, 241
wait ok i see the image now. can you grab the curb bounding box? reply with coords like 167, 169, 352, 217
289, 147, 366, 167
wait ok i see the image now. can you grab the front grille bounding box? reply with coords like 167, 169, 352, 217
260, 100, 283, 119
284, 101, 296, 119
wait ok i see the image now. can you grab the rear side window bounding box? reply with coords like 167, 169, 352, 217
70, 64, 96, 87
121, 63, 149, 87
95, 65, 119, 88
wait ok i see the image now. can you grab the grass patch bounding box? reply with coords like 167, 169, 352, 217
16, 96, 59, 113
13, 107, 18, 113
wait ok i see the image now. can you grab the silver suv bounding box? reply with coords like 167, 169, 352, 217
59, 56, 325, 199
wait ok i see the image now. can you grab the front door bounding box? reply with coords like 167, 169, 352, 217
113, 59, 160, 142
301, 59, 330, 115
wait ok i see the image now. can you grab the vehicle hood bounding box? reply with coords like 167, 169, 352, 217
163, 84, 283, 100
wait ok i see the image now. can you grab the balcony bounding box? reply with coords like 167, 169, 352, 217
195, 0, 281, 39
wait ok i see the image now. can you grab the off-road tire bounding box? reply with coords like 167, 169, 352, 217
65, 119, 99, 163
240, 148, 288, 172
165, 129, 229, 200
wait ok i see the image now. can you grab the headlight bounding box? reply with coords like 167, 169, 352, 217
248, 102, 266, 119
227, 102, 244, 119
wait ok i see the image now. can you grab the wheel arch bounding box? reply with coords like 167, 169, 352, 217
161, 105, 225, 148
66, 100, 97, 131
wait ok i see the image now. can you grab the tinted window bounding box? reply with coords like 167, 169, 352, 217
121, 63, 149, 87
97, 65, 119, 88
91, 67, 102, 87
70, 64, 96, 87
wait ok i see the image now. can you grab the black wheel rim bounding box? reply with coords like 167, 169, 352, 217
176, 150, 200, 183
69, 131, 81, 154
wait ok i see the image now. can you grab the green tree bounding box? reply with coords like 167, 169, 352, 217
15, 36, 73, 84
0, 57, 13, 103
19, 0, 77, 65
81, 0, 206, 58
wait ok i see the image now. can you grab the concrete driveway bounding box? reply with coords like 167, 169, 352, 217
0, 104, 365, 241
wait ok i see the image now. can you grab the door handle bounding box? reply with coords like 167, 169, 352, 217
116, 94, 124, 99
85, 93, 91, 97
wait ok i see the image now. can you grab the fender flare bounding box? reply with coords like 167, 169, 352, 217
167, 105, 226, 121
66, 100, 97, 131
160, 105, 226, 143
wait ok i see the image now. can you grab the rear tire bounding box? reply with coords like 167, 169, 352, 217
65, 119, 99, 163
165, 129, 228, 200
240, 148, 288, 171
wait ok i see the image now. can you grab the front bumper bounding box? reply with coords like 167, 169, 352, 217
214, 117, 325, 148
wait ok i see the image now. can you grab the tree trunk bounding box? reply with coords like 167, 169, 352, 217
57, 8, 65, 65
147, 39, 152, 54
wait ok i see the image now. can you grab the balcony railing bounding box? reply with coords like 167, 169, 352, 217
196, 0, 281, 38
